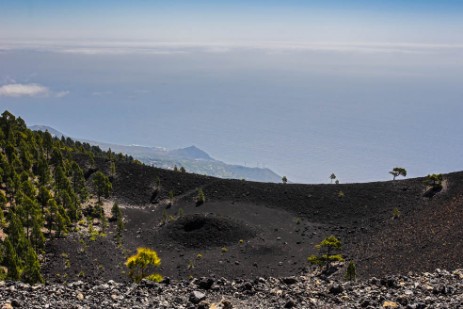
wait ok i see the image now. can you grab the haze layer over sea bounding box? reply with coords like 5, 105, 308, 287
1, 42, 462, 183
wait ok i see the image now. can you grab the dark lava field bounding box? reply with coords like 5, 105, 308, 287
43, 157, 463, 283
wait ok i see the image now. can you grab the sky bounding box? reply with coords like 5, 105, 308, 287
1, 1, 463, 43
1, 1, 463, 183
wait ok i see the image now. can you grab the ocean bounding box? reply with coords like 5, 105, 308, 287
1, 43, 462, 183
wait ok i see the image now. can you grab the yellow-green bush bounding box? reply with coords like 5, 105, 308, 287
125, 247, 162, 283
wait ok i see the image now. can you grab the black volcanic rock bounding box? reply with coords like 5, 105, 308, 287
2, 269, 463, 308
329, 283, 344, 295
189, 290, 206, 304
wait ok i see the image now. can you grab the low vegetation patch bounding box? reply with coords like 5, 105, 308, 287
196, 188, 206, 206
308, 235, 344, 272
125, 247, 163, 283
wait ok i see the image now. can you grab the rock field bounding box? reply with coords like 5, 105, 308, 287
2, 268, 463, 308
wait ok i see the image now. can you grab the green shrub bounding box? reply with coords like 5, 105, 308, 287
111, 202, 122, 221
344, 261, 356, 281
424, 174, 443, 190
392, 207, 400, 219
307, 235, 344, 269
196, 188, 206, 206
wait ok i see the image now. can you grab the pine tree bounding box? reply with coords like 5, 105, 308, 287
21, 244, 44, 284
111, 202, 122, 221
330, 173, 337, 184
57, 190, 77, 221
389, 167, 407, 180
3, 237, 21, 280
54, 165, 71, 191
111, 202, 124, 240
0, 110, 139, 283
19, 140, 33, 171
36, 159, 50, 185
56, 202, 70, 238
107, 148, 113, 161
110, 161, 116, 178
93, 171, 112, 202
30, 218, 45, 252
96, 202, 108, 233
7, 171, 21, 195
307, 235, 344, 270
46, 199, 69, 237
18, 195, 41, 239
5, 143, 16, 161
37, 186, 51, 214
43, 131, 53, 161
6, 211, 28, 258
70, 162, 87, 201
54, 211, 68, 238
20, 177, 37, 199
345, 260, 357, 282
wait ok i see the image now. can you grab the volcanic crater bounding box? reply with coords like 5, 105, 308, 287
165, 214, 257, 248
43, 156, 463, 283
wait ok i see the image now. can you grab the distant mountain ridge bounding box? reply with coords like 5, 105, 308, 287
29, 125, 65, 138
169, 145, 213, 161
29, 125, 282, 183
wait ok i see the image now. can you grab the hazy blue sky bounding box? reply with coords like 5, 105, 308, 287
1, 0, 463, 43
1, 1, 463, 183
